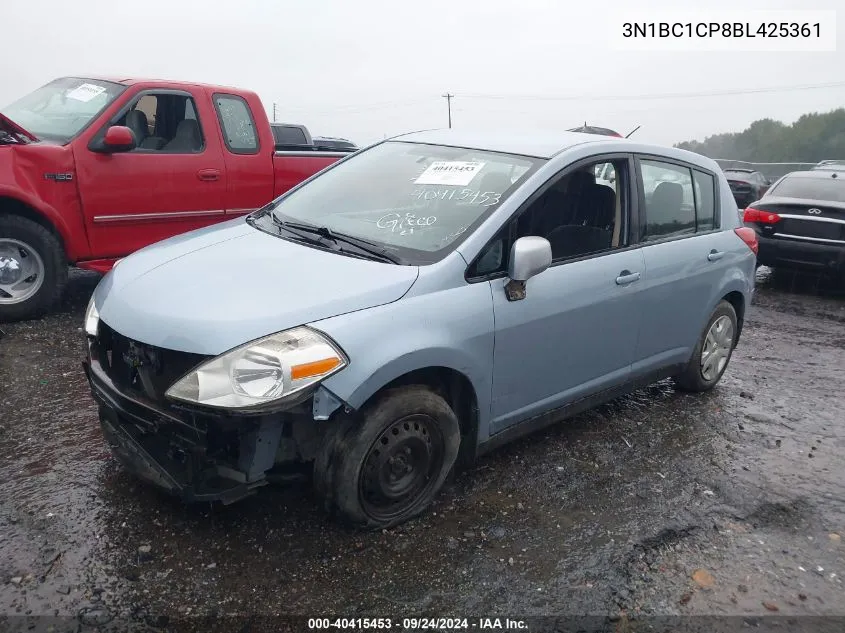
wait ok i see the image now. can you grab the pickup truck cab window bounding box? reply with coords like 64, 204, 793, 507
1, 77, 125, 143
116, 92, 205, 153
213, 94, 259, 154
259, 141, 542, 264
273, 124, 309, 147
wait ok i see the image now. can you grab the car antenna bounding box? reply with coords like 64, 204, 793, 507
625, 125, 641, 138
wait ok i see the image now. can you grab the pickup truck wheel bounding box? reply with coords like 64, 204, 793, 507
0, 216, 67, 322
673, 300, 738, 393
313, 386, 461, 530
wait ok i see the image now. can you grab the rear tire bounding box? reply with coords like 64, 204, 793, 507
313, 386, 461, 530
0, 216, 67, 322
673, 300, 738, 393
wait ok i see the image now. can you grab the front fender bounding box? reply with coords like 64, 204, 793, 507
312, 280, 495, 442
0, 143, 87, 260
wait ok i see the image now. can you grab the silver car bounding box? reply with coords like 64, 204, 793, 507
82, 129, 758, 529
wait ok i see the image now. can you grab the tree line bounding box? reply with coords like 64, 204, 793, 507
674, 108, 845, 179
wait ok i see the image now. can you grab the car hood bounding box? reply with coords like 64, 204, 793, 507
0, 112, 39, 143
96, 219, 420, 355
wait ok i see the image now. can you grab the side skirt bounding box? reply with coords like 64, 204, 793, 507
475, 364, 686, 459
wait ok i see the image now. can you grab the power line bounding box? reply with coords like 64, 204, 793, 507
442, 93, 454, 128
457, 80, 845, 103
282, 98, 433, 115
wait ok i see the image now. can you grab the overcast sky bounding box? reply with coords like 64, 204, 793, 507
2, 0, 842, 153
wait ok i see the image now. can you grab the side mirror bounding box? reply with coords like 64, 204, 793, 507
505, 236, 552, 301
101, 126, 136, 153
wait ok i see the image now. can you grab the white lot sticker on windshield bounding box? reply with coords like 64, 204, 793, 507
66, 83, 107, 103
414, 161, 486, 186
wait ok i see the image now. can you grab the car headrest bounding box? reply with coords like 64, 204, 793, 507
125, 110, 148, 143
652, 181, 683, 208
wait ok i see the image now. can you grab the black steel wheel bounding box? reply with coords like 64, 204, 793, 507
314, 385, 461, 530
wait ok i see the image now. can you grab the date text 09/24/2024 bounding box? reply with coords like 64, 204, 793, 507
307, 618, 528, 630
622, 22, 821, 38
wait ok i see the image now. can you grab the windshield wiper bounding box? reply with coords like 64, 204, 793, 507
271, 218, 402, 264
265, 215, 328, 246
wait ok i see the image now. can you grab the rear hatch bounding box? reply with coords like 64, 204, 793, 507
747, 196, 845, 243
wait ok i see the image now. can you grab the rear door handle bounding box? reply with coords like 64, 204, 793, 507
197, 168, 220, 182
707, 250, 724, 262
615, 270, 641, 285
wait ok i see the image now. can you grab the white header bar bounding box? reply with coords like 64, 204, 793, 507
611, 11, 837, 51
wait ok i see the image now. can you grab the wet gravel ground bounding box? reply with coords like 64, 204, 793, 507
1, 267, 844, 631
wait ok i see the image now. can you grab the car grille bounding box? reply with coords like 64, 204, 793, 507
96, 321, 210, 405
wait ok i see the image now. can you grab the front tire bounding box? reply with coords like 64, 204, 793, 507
314, 386, 461, 530
673, 300, 738, 392
0, 216, 67, 322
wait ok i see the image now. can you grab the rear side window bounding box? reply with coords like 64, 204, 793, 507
640, 160, 696, 240
213, 94, 259, 155
639, 160, 721, 240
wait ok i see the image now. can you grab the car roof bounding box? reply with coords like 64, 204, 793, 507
71, 75, 247, 93
781, 170, 845, 180
389, 128, 719, 170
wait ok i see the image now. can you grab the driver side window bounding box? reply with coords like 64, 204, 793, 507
468, 158, 629, 278
115, 93, 205, 154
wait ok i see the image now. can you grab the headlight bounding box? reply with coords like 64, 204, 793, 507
165, 326, 348, 410
84, 296, 100, 337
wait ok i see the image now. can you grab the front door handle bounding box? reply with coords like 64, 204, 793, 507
197, 168, 221, 182
707, 250, 724, 262
615, 270, 641, 285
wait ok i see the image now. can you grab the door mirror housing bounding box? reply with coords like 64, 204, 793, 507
100, 126, 136, 153
509, 236, 552, 281
505, 236, 551, 301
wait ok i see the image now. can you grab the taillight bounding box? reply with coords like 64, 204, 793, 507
743, 208, 781, 224
734, 227, 759, 255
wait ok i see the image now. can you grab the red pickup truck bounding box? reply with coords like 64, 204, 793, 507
0, 76, 352, 322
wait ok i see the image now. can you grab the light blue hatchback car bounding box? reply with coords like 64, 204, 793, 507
82, 129, 758, 529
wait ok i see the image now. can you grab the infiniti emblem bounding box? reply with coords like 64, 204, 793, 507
808, 208, 822, 214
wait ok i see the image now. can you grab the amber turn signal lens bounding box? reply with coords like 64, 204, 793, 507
290, 357, 342, 381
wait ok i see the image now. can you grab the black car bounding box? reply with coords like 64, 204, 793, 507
723, 168, 771, 208
743, 169, 845, 274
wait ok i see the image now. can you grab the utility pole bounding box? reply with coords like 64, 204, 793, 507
442, 93, 454, 128
273, 102, 278, 123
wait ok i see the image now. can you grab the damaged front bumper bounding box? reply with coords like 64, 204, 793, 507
83, 332, 344, 505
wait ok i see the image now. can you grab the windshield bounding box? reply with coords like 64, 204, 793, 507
264, 141, 544, 263
770, 176, 845, 203
1, 77, 125, 143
